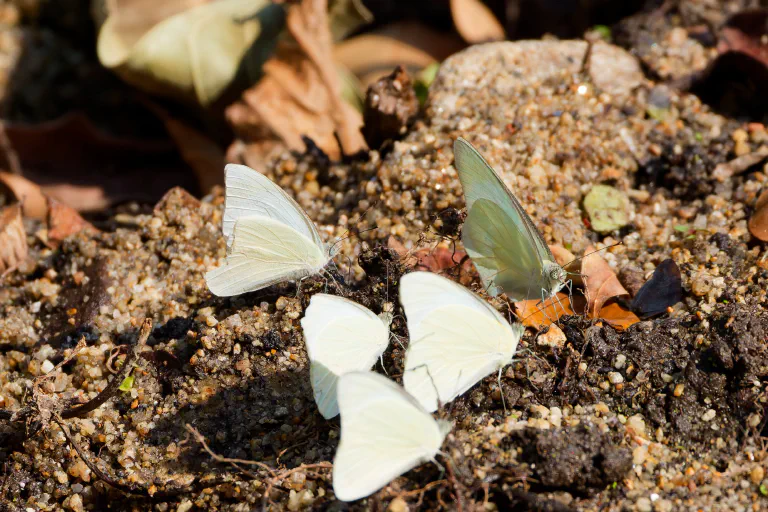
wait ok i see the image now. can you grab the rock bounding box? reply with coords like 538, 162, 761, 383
537, 324, 566, 349
387, 497, 409, 512
361, 66, 419, 149
691, 272, 713, 296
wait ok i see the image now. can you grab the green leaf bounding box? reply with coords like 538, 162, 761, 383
591, 25, 612, 41
760, 483, 768, 496
674, 225, 690, 233
583, 184, 630, 233
414, 62, 441, 106
119, 375, 135, 392
646, 106, 669, 122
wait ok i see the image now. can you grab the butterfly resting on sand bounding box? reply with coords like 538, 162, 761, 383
454, 137, 568, 305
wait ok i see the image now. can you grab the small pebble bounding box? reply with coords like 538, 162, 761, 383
673, 383, 684, 397
750, 466, 765, 484
701, 409, 716, 422
387, 497, 409, 512
613, 354, 627, 369
608, 372, 624, 385
636, 497, 652, 512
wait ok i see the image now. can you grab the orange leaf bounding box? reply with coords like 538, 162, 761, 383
387, 236, 474, 284
0, 172, 47, 219
450, 0, 505, 44
0, 204, 27, 274
47, 198, 98, 245
582, 245, 630, 318
515, 293, 585, 329
598, 301, 640, 330
749, 188, 768, 241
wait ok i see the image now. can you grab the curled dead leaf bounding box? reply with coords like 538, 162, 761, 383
450, 0, 505, 44
582, 245, 630, 318
228, 0, 366, 161
749, 188, 768, 242
0, 204, 27, 274
47, 197, 98, 245
0, 171, 47, 219
333, 21, 465, 89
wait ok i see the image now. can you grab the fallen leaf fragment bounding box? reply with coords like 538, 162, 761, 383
598, 302, 640, 330
0, 204, 27, 274
47, 198, 98, 244
450, 0, 505, 44
228, 0, 366, 161
630, 259, 683, 319
0, 171, 47, 219
749, 189, 768, 242
718, 9, 768, 68
582, 245, 630, 318
583, 184, 630, 233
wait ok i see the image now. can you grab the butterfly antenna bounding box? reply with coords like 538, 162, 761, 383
497, 366, 507, 415
563, 241, 623, 275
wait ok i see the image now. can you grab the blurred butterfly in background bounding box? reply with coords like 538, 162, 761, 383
454, 137, 568, 303
205, 164, 334, 296
332, 371, 451, 502
400, 271, 524, 412
301, 294, 391, 419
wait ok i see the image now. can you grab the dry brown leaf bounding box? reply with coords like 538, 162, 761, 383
450, 0, 505, 44
228, 0, 366, 161
0, 172, 47, 219
387, 236, 474, 284
582, 245, 630, 318
749, 189, 768, 241
0, 113, 197, 212
47, 197, 98, 244
0, 204, 27, 274
333, 21, 465, 88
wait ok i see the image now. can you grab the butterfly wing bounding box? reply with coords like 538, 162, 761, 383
205, 216, 328, 296
333, 372, 450, 502
222, 164, 324, 250
301, 294, 390, 418
398, 271, 501, 329
455, 138, 561, 298
462, 199, 546, 300
403, 304, 523, 412
630, 259, 683, 319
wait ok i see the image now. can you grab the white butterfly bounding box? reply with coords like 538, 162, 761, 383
333, 371, 451, 502
205, 164, 334, 296
400, 271, 524, 412
300, 294, 391, 419
454, 137, 568, 302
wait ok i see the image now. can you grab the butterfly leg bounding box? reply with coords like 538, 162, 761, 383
497, 366, 507, 415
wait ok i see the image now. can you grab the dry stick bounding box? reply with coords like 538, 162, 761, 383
185, 424, 276, 479
62, 318, 151, 419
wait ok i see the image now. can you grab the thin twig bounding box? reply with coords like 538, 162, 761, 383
62, 318, 151, 419
185, 424, 276, 478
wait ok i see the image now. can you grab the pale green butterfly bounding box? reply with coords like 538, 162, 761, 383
453, 137, 568, 302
